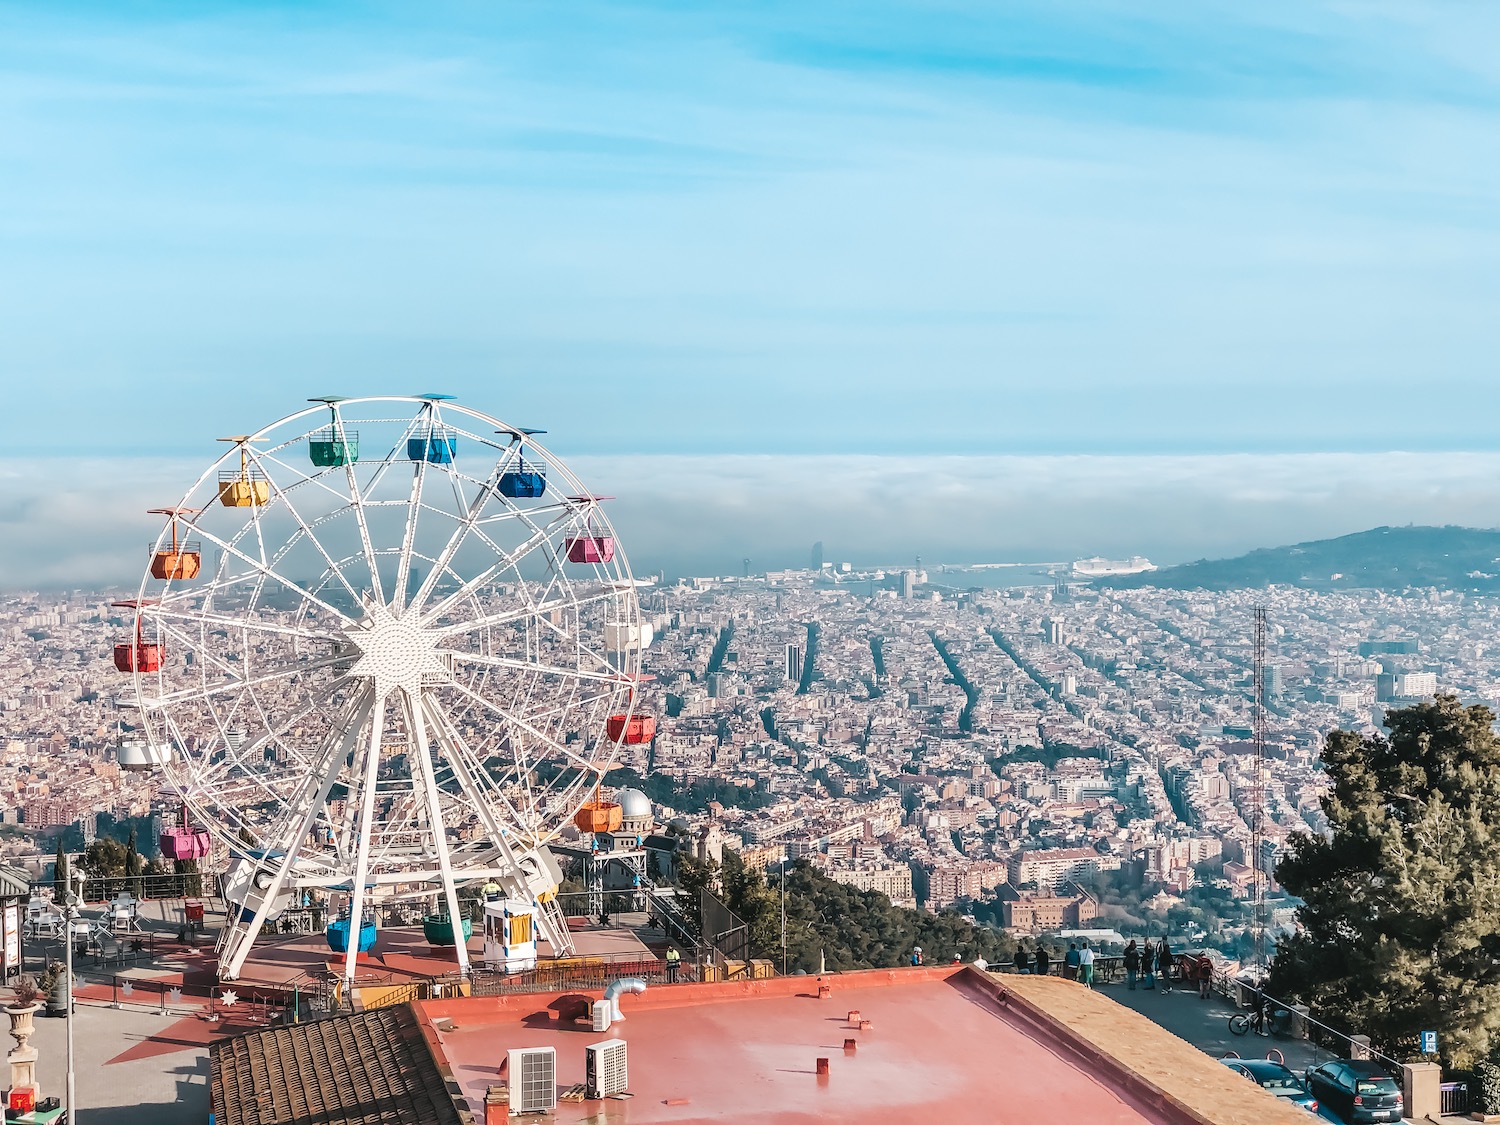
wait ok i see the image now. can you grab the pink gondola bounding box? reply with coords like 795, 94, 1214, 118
160, 806, 212, 861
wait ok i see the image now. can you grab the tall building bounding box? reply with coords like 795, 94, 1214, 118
901, 570, 916, 599
1261, 664, 1283, 701
784, 644, 802, 683
1044, 618, 1066, 645
809, 541, 824, 571
1396, 671, 1437, 697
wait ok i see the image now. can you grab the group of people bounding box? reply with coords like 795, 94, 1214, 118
1006, 938, 1217, 998
1121, 940, 1216, 998
1010, 940, 1097, 987
1122, 939, 1174, 991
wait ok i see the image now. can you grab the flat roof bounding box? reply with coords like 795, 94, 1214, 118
416, 966, 1305, 1124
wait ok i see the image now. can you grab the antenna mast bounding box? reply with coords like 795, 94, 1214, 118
1251, 605, 1268, 971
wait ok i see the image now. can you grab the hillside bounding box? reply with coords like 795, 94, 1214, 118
1101, 525, 1500, 592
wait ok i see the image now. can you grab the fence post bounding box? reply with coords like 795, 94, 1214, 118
1402, 1062, 1441, 1120
1290, 1004, 1310, 1040
111, 976, 119, 1009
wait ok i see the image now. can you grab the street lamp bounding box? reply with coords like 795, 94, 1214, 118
62, 865, 85, 1120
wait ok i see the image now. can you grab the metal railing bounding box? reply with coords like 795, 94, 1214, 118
467, 950, 686, 997
1442, 1081, 1470, 1115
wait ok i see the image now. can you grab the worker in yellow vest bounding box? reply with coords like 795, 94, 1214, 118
665, 946, 681, 983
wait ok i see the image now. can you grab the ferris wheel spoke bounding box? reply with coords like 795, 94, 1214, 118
343, 689, 389, 982
188, 520, 358, 626
219, 686, 374, 981
257, 475, 369, 608
430, 586, 622, 640
147, 605, 340, 647
147, 652, 351, 709
447, 650, 625, 685
407, 455, 518, 614
421, 693, 542, 844
443, 678, 605, 779
392, 449, 430, 613
402, 691, 470, 974
417, 518, 567, 626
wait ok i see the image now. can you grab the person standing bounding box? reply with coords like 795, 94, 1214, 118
1033, 944, 1051, 978
1157, 941, 1173, 992
1123, 939, 1140, 990
665, 946, 681, 983
1078, 940, 1095, 989
1063, 942, 1080, 981
1142, 940, 1156, 989
1014, 944, 1032, 975
1196, 952, 1213, 999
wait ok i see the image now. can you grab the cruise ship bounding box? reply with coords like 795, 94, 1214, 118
1072, 555, 1156, 577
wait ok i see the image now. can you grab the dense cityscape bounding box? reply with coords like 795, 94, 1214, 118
3, 566, 1482, 960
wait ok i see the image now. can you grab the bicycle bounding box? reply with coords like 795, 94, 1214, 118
1228, 1008, 1269, 1037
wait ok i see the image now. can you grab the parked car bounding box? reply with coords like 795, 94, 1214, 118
1220, 1058, 1319, 1113
1304, 1059, 1403, 1123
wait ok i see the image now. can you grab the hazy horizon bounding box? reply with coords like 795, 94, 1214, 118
7, 448, 1500, 591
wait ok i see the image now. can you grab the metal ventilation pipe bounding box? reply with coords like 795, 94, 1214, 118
605, 977, 648, 1021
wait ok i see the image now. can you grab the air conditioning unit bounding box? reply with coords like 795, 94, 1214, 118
586, 1039, 628, 1099
591, 1000, 611, 1033
507, 1047, 557, 1114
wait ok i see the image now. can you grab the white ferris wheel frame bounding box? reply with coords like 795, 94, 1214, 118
123, 395, 646, 981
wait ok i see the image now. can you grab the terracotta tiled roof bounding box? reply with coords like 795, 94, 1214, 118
209, 1004, 464, 1125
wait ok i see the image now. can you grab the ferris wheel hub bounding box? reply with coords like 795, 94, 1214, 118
343, 601, 452, 695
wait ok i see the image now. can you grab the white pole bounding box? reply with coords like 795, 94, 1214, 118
779, 858, 786, 976
65, 869, 80, 1118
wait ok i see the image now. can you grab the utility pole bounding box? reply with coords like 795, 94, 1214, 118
1251, 606, 1268, 972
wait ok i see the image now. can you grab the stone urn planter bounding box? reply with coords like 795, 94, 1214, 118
4, 1002, 40, 1052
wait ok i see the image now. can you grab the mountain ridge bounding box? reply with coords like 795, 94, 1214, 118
1099, 525, 1500, 591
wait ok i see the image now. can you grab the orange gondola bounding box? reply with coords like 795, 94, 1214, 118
574, 783, 624, 834
148, 507, 202, 580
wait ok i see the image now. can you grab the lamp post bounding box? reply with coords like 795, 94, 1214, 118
778, 858, 787, 976
62, 866, 84, 1119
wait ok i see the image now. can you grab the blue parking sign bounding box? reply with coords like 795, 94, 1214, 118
1422, 1031, 1438, 1054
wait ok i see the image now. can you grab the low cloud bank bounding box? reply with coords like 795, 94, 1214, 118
4, 452, 1499, 590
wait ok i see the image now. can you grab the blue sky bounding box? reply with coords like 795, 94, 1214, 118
2, 3, 1499, 583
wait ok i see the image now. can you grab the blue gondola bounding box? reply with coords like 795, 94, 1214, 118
408, 429, 457, 464
499, 469, 546, 498
326, 915, 377, 954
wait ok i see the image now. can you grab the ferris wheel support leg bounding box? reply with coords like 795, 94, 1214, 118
406, 691, 470, 979
344, 690, 389, 985
420, 696, 575, 958
219, 689, 374, 981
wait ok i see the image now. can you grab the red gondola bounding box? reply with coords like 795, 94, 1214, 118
606, 715, 656, 744
112, 600, 162, 673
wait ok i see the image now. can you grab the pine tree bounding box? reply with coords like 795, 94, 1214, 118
1270, 694, 1500, 1067
53, 840, 68, 900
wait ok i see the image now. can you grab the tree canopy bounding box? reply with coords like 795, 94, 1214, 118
678, 851, 1015, 974
1270, 695, 1500, 1067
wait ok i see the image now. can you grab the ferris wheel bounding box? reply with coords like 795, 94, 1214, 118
114, 395, 651, 981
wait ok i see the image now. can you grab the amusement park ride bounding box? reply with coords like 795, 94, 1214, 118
111, 395, 654, 984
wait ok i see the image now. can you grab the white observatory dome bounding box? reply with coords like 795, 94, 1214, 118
615, 788, 653, 821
